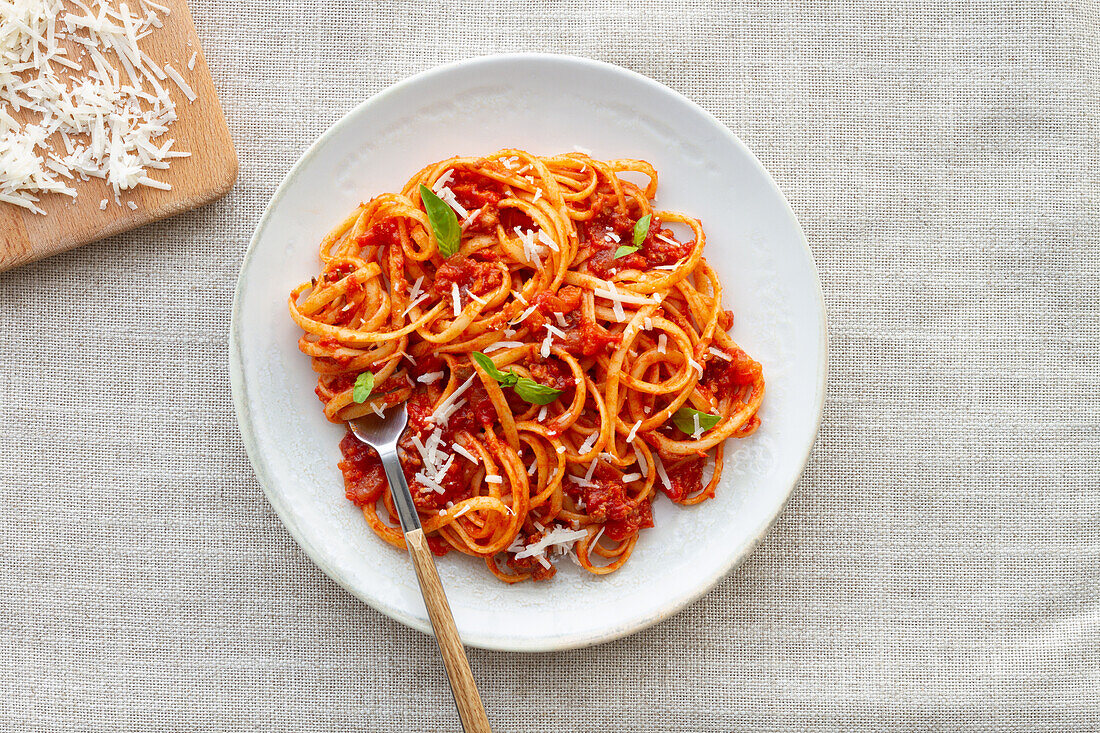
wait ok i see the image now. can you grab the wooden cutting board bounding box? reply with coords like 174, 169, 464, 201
0, 0, 237, 271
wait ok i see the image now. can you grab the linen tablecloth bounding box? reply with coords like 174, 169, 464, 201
1, 1, 1097, 730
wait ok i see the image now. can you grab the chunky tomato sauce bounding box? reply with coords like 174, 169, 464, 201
523, 358, 574, 391
449, 169, 506, 211
505, 531, 559, 581
324, 262, 354, 281
702, 346, 763, 401
355, 219, 400, 251
445, 169, 535, 233
338, 430, 387, 507
526, 286, 621, 357
430, 252, 503, 299
336, 361, 500, 533
660, 457, 705, 503
579, 195, 696, 277
563, 463, 656, 542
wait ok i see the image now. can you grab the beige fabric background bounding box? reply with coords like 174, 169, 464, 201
2, 1, 1097, 731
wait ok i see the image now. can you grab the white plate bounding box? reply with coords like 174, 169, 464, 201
231, 54, 826, 652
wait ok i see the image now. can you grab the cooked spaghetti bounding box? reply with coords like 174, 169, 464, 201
288, 150, 764, 582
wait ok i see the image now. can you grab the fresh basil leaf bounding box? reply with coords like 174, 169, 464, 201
633, 214, 652, 248
352, 372, 375, 403
419, 184, 460, 258
614, 244, 640, 259
671, 407, 721, 435
471, 351, 518, 387
513, 377, 563, 405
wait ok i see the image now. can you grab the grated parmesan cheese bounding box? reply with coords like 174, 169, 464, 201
162, 62, 193, 101
452, 443, 478, 464
633, 443, 648, 475
431, 169, 454, 193
513, 525, 589, 562
587, 526, 605, 561
431, 374, 476, 426
0, 0, 196, 212
654, 453, 672, 491
407, 275, 424, 302
461, 206, 482, 230
536, 229, 559, 253
584, 456, 599, 482
401, 293, 429, 317
483, 340, 525, 353
451, 282, 461, 317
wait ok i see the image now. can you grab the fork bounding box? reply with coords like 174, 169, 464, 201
349, 406, 492, 733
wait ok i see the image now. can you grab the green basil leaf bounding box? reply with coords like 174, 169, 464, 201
633, 214, 652, 248
352, 372, 375, 403
471, 351, 518, 387
513, 377, 563, 405
614, 244, 640, 259
420, 184, 461, 258
671, 407, 721, 436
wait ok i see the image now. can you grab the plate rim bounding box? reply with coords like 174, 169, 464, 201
229, 52, 828, 652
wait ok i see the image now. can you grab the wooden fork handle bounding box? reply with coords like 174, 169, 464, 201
404, 528, 492, 733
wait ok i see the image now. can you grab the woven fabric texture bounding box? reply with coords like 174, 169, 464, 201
1, 1, 1097, 731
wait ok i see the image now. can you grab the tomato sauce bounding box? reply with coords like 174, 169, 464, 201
445, 169, 536, 233
338, 429, 387, 507
505, 531, 559, 581
430, 253, 503, 299
315, 337, 354, 365
355, 219, 400, 251
523, 358, 575, 391
578, 196, 696, 276
336, 367, 500, 529
641, 222, 693, 267
660, 456, 704, 503
565, 464, 655, 542
527, 286, 621, 357
449, 169, 506, 211
702, 346, 763, 401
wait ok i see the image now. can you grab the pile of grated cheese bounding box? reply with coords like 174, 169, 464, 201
0, 0, 195, 214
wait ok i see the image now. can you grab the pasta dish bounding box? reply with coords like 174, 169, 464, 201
288, 150, 764, 582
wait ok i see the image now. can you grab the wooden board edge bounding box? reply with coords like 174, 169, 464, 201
0, 151, 238, 273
